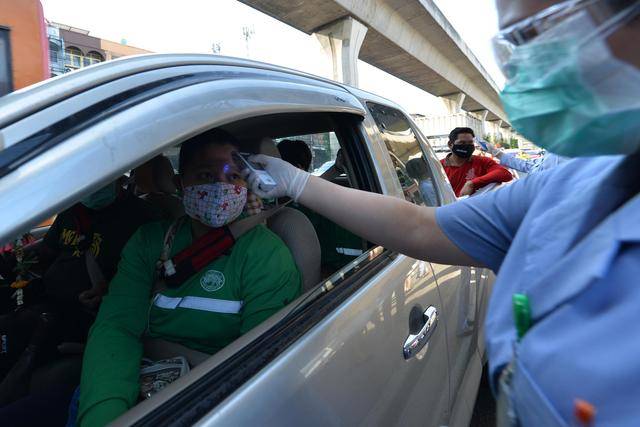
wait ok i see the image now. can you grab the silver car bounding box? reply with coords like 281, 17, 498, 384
0, 54, 494, 427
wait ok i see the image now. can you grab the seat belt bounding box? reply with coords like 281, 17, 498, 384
154, 201, 291, 294
85, 251, 106, 289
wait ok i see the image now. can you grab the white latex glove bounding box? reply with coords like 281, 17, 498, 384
243, 154, 311, 201
476, 137, 501, 156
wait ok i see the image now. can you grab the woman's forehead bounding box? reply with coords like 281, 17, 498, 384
188, 144, 238, 169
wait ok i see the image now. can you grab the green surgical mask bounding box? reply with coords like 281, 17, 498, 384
81, 183, 118, 210
499, 5, 640, 157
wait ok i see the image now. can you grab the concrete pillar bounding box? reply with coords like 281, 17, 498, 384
474, 109, 489, 137
487, 119, 503, 144
315, 17, 368, 87
441, 92, 466, 114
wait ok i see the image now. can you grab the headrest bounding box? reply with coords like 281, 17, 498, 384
133, 155, 176, 195
259, 137, 281, 159
155, 156, 177, 194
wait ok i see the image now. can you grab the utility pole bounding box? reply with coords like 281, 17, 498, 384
242, 26, 254, 58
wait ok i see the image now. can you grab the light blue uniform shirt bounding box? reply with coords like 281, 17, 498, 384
498, 151, 567, 174
436, 154, 640, 426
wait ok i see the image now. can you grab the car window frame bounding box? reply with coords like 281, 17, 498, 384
0, 26, 12, 97
365, 101, 444, 207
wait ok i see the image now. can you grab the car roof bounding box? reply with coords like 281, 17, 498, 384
0, 53, 405, 137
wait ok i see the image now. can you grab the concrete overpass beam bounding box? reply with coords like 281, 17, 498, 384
441, 92, 466, 114
315, 17, 368, 86
476, 109, 489, 136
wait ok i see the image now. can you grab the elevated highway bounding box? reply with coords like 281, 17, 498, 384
239, 0, 510, 128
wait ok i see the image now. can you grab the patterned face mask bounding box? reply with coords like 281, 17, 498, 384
183, 183, 247, 228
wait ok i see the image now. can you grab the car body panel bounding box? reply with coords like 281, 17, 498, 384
194, 257, 449, 427
0, 53, 350, 132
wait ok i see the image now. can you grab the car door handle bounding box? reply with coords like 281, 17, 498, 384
403, 306, 438, 360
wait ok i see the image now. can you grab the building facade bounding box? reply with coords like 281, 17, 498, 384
47, 22, 151, 77
0, 0, 49, 95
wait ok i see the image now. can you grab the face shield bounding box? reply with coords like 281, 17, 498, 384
492, 0, 640, 157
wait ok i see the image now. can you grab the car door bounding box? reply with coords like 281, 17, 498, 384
412, 114, 488, 425
176, 112, 449, 427
0, 57, 446, 427
363, 100, 485, 425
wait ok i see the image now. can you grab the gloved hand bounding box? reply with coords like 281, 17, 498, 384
476, 138, 501, 156
243, 191, 263, 216
243, 155, 311, 201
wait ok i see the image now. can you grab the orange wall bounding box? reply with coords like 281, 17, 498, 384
100, 39, 150, 59
0, 0, 48, 90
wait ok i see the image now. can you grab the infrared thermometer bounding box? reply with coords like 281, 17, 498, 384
234, 152, 277, 192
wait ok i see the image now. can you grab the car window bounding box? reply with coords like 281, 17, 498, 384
274, 131, 341, 176
275, 129, 365, 273
0, 27, 13, 96
367, 102, 440, 207
125, 113, 391, 425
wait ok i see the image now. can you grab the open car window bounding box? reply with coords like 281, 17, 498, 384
115, 112, 391, 426
367, 102, 441, 207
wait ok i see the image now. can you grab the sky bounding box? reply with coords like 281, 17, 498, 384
40, 0, 502, 116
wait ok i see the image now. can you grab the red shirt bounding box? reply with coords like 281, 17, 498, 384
440, 154, 512, 196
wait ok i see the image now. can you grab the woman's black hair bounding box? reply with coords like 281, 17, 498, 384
178, 128, 239, 175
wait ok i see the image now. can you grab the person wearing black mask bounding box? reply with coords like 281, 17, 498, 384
440, 127, 512, 196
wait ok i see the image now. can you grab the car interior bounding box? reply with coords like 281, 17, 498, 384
0, 111, 380, 419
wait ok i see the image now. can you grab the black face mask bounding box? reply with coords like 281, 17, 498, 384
451, 144, 474, 159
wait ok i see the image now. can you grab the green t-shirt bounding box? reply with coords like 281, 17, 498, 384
78, 220, 302, 427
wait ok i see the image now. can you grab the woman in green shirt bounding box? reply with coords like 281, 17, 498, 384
78, 129, 302, 426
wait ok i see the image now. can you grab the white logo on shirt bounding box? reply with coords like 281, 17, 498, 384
200, 270, 225, 292
465, 169, 476, 180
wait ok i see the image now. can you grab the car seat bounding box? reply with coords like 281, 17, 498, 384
259, 139, 321, 292
267, 208, 321, 291
133, 156, 184, 220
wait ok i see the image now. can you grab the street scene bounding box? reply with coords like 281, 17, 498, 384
0, 0, 638, 426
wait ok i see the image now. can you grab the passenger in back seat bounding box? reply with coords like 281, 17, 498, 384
277, 139, 312, 172
78, 128, 302, 427
0, 180, 159, 419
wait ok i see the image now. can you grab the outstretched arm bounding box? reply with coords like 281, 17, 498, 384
471, 158, 513, 189
246, 155, 482, 267
496, 152, 539, 174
